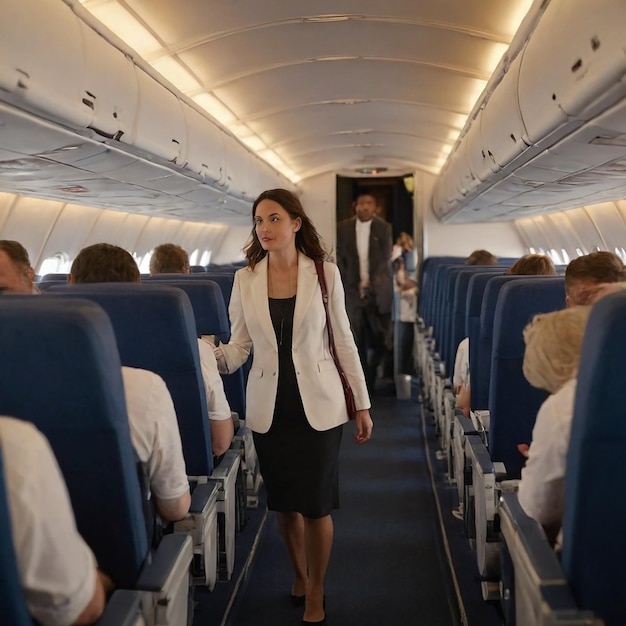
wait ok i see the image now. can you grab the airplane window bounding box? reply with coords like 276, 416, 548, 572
39, 253, 69, 275
561, 249, 570, 264
548, 249, 562, 264
189, 249, 200, 265
575, 247, 585, 257
138, 252, 152, 273
528, 247, 536, 254
200, 250, 212, 266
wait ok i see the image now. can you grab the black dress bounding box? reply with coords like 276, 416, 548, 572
252, 296, 343, 518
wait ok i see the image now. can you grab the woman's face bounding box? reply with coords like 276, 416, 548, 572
254, 199, 301, 253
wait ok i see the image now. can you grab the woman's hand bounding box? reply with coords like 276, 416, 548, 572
354, 409, 373, 443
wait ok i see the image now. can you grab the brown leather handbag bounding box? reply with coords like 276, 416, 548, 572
314, 261, 357, 420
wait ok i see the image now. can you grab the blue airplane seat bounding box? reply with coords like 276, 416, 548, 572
488, 277, 565, 478
201, 272, 236, 307
561, 290, 626, 626
142, 278, 230, 343
47, 283, 214, 478
148, 279, 244, 418
449, 268, 503, 373
37, 273, 68, 290
44, 284, 235, 586
0, 297, 192, 622
190, 265, 206, 273
417, 257, 464, 324
0, 447, 32, 626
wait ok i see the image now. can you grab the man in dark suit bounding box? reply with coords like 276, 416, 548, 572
336, 191, 393, 393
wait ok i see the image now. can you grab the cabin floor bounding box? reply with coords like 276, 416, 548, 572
192, 378, 504, 626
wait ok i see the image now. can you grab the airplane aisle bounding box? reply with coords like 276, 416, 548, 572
228, 383, 463, 626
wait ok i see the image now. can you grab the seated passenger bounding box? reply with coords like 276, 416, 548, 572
518, 306, 591, 544
70, 243, 234, 458
0, 240, 39, 294
465, 249, 498, 265
505, 253, 557, 276
565, 250, 626, 306
0, 416, 112, 625
453, 252, 555, 416
149, 243, 190, 275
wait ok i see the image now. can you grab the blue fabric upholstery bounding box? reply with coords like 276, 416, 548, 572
561, 291, 626, 626
148, 272, 236, 307
0, 447, 32, 625
0, 297, 148, 588
47, 283, 214, 477
450, 269, 503, 374
148, 279, 244, 419
487, 277, 565, 478
417, 257, 464, 323
142, 279, 229, 342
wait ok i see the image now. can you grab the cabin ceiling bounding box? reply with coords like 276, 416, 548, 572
2, 0, 624, 225
81, 0, 527, 183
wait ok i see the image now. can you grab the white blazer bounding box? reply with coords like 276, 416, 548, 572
216, 253, 370, 433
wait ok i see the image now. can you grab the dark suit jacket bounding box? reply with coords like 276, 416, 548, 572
336, 215, 393, 315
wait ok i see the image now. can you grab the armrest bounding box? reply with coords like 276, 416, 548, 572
498, 494, 600, 624
94, 590, 143, 626
135, 534, 192, 592
465, 435, 494, 477
454, 413, 478, 436
189, 480, 220, 515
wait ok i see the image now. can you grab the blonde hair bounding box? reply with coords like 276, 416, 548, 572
523, 306, 591, 394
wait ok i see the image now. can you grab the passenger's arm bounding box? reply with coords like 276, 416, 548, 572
125, 368, 191, 523
155, 492, 192, 523
74, 570, 114, 626
517, 398, 569, 537
197, 341, 235, 456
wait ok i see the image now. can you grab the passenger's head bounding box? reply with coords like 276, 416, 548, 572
69, 243, 140, 284
0, 240, 36, 294
465, 249, 498, 265
565, 251, 626, 306
506, 254, 557, 276
245, 188, 326, 269
396, 232, 413, 252
353, 191, 380, 223
523, 306, 591, 394
149, 244, 190, 275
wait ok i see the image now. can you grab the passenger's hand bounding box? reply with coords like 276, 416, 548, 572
354, 410, 373, 443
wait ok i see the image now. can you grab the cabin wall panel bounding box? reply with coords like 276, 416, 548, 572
543, 213, 587, 260
83, 209, 132, 248
0, 196, 65, 268
299, 173, 337, 259
583, 202, 626, 254
208, 225, 249, 266
558, 207, 606, 252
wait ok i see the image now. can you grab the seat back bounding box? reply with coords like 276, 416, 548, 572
48, 283, 214, 477
0, 297, 148, 587
147, 279, 244, 418
0, 446, 32, 625
488, 277, 565, 477
417, 256, 464, 323
561, 291, 626, 626
142, 279, 229, 342
450, 268, 503, 371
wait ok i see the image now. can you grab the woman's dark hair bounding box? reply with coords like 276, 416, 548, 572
244, 189, 327, 269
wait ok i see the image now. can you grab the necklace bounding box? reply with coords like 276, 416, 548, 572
269, 263, 295, 347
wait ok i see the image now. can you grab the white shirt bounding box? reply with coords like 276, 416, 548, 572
518, 378, 577, 529
0, 417, 97, 626
121, 367, 190, 503
355, 218, 372, 285
453, 337, 470, 390
197, 339, 232, 421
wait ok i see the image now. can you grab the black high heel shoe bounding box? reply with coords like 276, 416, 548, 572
290, 594, 305, 606
301, 596, 325, 624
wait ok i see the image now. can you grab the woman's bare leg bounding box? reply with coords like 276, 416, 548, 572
277, 511, 308, 597
302, 514, 333, 622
